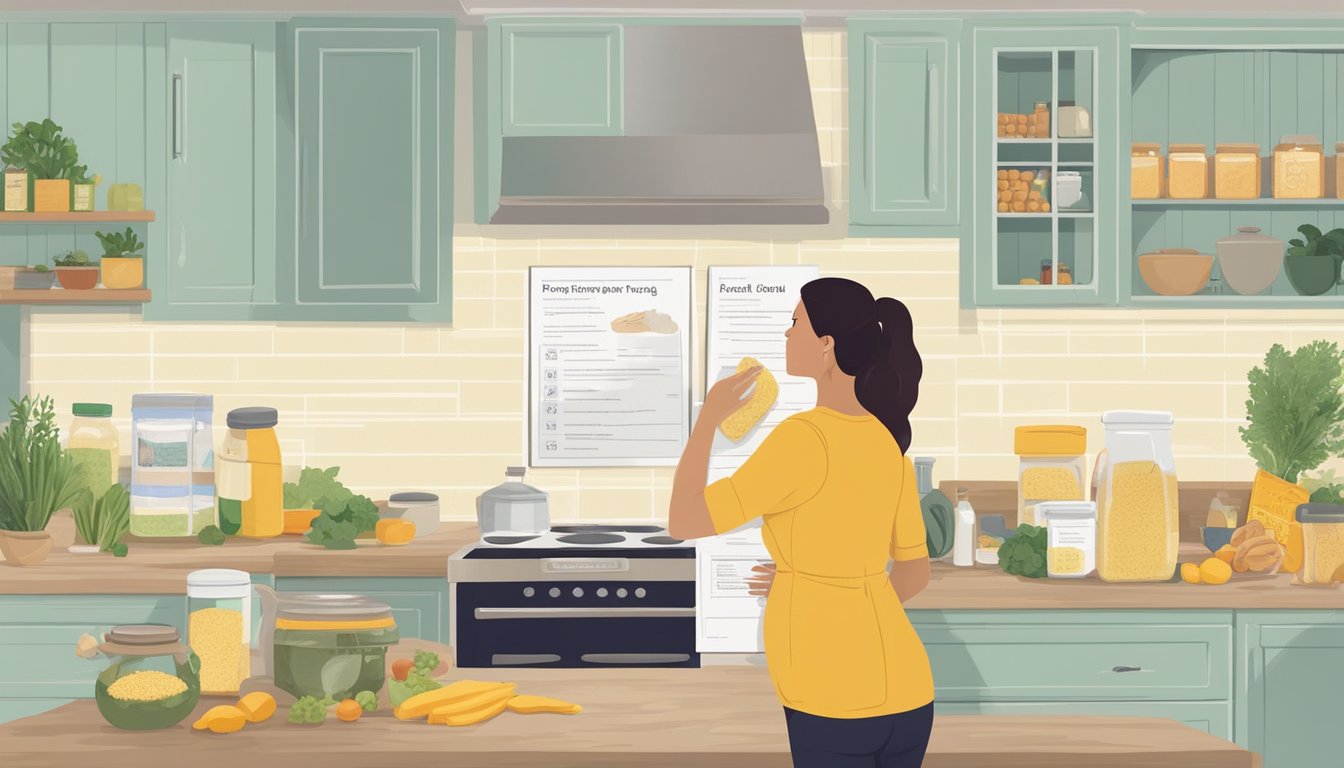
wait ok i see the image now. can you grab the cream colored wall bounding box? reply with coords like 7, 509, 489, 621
22, 31, 1344, 522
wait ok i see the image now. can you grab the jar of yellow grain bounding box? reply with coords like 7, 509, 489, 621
1213, 143, 1261, 199
1167, 143, 1209, 199
1131, 143, 1164, 199
1041, 501, 1097, 578
1273, 135, 1324, 199
187, 568, 252, 695
89, 624, 201, 730
1094, 410, 1179, 583
1015, 426, 1088, 528
1295, 504, 1344, 585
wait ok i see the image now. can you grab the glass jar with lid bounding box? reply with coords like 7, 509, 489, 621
1015, 426, 1088, 527
130, 394, 215, 537
1168, 144, 1209, 199
1041, 501, 1097, 578
1094, 410, 1179, 583
82, 624, 201, 730
476, 466, 550, 536
1131, 143, 1165, 199
1273, 135, 1324, 199
187, 568, 252, 695
256, 587, 399, 701
1295, 504, 1344, 585
67, 402, 119, 500
1214, 144, 1261, 199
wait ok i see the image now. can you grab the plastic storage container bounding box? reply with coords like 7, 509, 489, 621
187, 569, 251, 695
89, 624, 201, 730
1214, 143, 1261, 199
256, 587, 398, 701
1041, 501, 1097, 578
1015, 426, 1088, 527
130, 394, 215, 537
1168, 144, 1209, 199
1295, 504, 1344, 585
67, 403, 120, 499
217, 407, 282, 538
1131, 143, 1164, 199
1273, 135, 1324, 199
386, 492, 440, 539
1094, 410, 1179, 583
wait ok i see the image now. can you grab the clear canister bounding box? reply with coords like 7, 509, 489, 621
217, 407, 283, 539
1041, 501, 1097, 578
1095, 410, 1179, 583
1131, 143, 1165, 199
1168, 143, 1209, 199
1214, 143, 1261, 200
1015, 426, 1088, 527
130, 394, 215, 537
1273, 135, 1324, 199
1295, 504, 1344, 585
187, 568, 252, 695
68, 402, 120, 498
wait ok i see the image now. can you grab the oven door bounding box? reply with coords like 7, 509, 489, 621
455, 581, 699, 668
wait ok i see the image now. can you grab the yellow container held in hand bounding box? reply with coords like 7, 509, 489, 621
216, 407, 283, 538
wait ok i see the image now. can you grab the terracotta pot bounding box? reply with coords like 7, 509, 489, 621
100, 257, 143, 289
0, 530, 54, 565
55, 266, 99, 290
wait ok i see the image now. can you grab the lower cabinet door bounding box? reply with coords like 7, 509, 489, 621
934, 700, 1233, 741
1238, 611, 1344, 768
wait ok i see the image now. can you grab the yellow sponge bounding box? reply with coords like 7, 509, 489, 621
718, 357, 778, 442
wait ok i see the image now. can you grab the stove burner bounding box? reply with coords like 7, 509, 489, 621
622, 525, 664, 533
551, 525, 622, 534
556, 533, 625, 545
642, 536, 685, 546
483, 535, 541, 545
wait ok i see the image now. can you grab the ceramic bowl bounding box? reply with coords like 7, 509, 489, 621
1138, 249, 1215, 296
1202, 526, 1236, 554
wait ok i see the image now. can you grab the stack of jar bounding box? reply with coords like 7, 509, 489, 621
1015, 426, 1088, 528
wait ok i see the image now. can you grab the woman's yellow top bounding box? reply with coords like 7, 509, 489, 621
705, 406, 934, 719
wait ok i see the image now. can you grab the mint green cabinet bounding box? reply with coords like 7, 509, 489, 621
936, 701, 1232, 740
276, 577, 449, 643
849, 20, 960, 234
1237, 611, 1344, 768
497, 23, 622, 137
152, 22, 277, 321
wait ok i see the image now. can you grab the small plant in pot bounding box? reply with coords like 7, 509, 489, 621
1285, 225, 1344, 297
53, 250, 99, 290
95, 228, 144, 290
0, 396, 83, 566
0, 119, 88, 212
0, 264, 54, 291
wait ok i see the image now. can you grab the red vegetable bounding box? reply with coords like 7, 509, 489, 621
390, 658, 415, 682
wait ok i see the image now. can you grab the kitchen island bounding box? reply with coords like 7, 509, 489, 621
0, 665, 1259, 768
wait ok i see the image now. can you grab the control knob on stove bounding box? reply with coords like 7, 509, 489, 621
572, 587, 584, 598
597, 588, 609, 598
549, 587, 561, 598
523, 587, 535, 598
617, 588, 629, 598
635, 587, 647, 599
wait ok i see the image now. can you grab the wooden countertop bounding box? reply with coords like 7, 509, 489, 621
0, 666, 1259, 768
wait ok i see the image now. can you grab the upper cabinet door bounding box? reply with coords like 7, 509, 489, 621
292, 22, 453, 321
157, 23, 276, 319
849, 20, 960, 233
496, 23, 623, 136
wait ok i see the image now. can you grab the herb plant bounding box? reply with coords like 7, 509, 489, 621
998, 524, 1048, 579
53, 250, 92, 268
95, 227, 144, 258
71, 484, 130, 555
1240, 341, 1344, 484
306, 494, 379, 550
284, 466, 354, 511
388, 651, 442, 707
0, 396, 82, 533
1287, 224, 1344, 260
0, 119, 88, 181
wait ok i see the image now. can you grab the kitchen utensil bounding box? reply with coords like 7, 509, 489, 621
86, 624, 201, 730
1015, 426, 1087, 527
187, 569, 251, 695
1202, 526, 1235, 554
1055, 171, 1084, 208
1094, 411, 1178, 583
1216, 226, 1284, 296
1138, 249, 1215, 296
130, 394, 216, 537
254, 586, 398, 700
477, 467, 550, 537
1057, 101, 1092, 138
386, 492, 441, 539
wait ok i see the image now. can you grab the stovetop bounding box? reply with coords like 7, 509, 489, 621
464, 525, 695, 560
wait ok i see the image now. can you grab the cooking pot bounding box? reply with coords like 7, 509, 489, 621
476, 466, 550, 536
1216, 226, 1284, 296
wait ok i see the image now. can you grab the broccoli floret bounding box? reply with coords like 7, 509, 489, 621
412, 649, 439, 676
288, 695, 328, 724
354, 690, 377, 712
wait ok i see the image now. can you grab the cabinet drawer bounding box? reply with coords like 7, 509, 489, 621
911, 611, 1232, 702
935, 701, 1232, 740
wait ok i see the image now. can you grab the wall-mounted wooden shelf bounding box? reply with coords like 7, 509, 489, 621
0, 289, 151, 305
1134, 199, 1344, 208
0, 211, 155, 223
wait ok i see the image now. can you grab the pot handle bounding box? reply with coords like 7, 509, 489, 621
254, 584, 277, 678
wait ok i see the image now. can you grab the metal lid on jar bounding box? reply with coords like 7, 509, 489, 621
275, 593, 395, 624
1101, 410, 1174, 427
73, 402, 113, 418
227, 407, 278, 430
132, 393, 213, 410
106, 624, 181, 646
1296, 503, 1344, 524
188, 568, 252, 599
1039, 501, 1097, 520
389, 492, 439, 504
1015, 426, 1087, 457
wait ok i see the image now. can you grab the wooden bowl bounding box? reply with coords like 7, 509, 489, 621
1138, 249, 1214, 296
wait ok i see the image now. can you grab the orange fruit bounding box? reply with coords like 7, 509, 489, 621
336, 699, 362, 723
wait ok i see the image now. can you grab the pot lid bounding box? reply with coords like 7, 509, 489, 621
106, 624, 181, 646
188, 568, 250, 588
1219, 226, 1283, 244
275, 593, 394, 623
481, 467, 548, 503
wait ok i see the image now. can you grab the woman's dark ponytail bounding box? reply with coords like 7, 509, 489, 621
799, 278, 922, 454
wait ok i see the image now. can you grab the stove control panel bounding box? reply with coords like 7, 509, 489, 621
525, 584, 650, 599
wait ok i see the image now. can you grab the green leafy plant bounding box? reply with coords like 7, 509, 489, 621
0, 396, 82, 532
71, 483, 130, 554
388, 651, 442, 707
0, 119, 88, 180
53, 250, 92, 268
95, 227, 144, 258
287, 696, 329, 725
284, 466, 354, 511
306, 494, 379, 550
1287, 224, 1344, 259
1240, 341, 1344, 484
354, 690, 377, 713
198, 524, 226, 546
998, 524, 1048, 579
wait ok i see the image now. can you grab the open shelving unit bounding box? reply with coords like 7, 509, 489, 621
0, 210, 154, 223
0, 289, 151, 305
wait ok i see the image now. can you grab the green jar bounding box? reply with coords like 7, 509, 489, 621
261, 592, 398, 701
91, 624, 201, 730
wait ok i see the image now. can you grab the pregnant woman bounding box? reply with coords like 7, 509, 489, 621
669, 277, 934, 768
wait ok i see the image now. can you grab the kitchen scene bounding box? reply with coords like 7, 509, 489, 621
1, 2, 1343, 767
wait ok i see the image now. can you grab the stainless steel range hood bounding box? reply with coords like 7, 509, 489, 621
490, 24, 828, 226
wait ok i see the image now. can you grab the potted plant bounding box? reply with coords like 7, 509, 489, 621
72, 171, 101, 212
95, 228, 144, 289
0, 396, 82, 566
0, 119, 88, 212
1285, 225, 1344, 296
53, 250, 99, 290
0, 264, 54, 290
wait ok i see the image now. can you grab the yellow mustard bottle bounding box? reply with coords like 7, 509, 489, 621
217, 407, 283, 538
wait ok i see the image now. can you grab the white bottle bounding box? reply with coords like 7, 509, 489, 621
953, 495, 976, 567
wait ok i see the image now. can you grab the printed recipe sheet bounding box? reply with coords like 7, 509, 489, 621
528, 267, 693, 467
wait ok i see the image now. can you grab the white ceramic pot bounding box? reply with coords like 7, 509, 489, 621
1216, 226, 1285, 296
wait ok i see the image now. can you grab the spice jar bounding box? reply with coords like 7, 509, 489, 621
187, 569, 251, 695
1015, 426, 1088, 527
1295, 504, 1344, 585
1273, 135, 1324, 199
1214, 144, 1261, 199
1168, 144, 1209, 199
82, 624, 201, 730
1031, 102, 1050, 139
1336, 143, 1344, 199
1040, 260, 1053, 286
1057, 264, 1073, 286
1041, 501, 1097, 578
1131, 143, 1164, 199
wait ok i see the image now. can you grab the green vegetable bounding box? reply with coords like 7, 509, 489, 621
31, 264, 49, 273
96, 484, 130, 554
354, 690, 377, 713
1239, 341, 1344, 484
998, 524, 1048, 579
94, 227, 144, 258
288, 696, 328, 724
921, 490, 955, 559
0, 396, 82, 533
0, 119, 89, 181
412, 650, 439, 676
71, 487, 99, 547
306, 494, 379, 551
110, 542, 128, 558
284, 466, 354, 511
198, 525, 226, 546
388, 670, 442, 708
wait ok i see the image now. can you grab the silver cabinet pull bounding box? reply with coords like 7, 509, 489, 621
927, 63, 940, 195
581, 653, 691, 665
1111, 665, 1144, 673
491, 654, 561, 665
171, 74, 183, 159
474, 607, 694, 620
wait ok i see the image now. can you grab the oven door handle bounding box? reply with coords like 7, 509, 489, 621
474, 607, 695, 620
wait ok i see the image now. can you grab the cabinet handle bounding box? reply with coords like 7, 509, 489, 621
927, 64, 940, 196
171, 74, 183, 159
178, 228, 186, 268
1111, 665, 1143, 673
